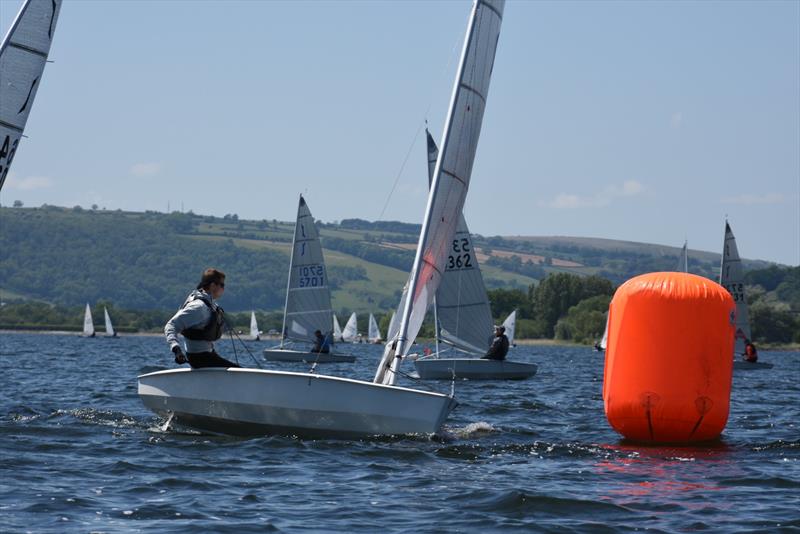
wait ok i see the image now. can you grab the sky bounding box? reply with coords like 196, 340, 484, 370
1, 0, 798, 266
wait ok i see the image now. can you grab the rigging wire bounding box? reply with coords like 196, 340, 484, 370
224, 316, 263, 369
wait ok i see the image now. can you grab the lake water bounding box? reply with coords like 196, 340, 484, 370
1, 332, 798, 532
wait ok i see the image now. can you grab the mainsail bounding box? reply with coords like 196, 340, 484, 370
250, 311, 260, 340
0, 0, 62, 191
427, 130, 494, 355
103, 307, 116, 337
280, 195, 333, 345
375, 0, 505, 385
502, 310, 516, 346
342, 312, 358, 343
83, 303, 94, 337
719, 221, 751, 356
333, 314, 343, 342
368, 313, 382, 343
677, 240, 688, 272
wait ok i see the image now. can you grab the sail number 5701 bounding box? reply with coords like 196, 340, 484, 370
298, 265, 325, 287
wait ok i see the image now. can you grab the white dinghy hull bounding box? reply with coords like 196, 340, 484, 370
414, 358, 537, 380
138, 368, 455, 438
262, 348, 356, 364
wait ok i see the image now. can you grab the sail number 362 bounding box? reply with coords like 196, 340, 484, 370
447, 238, 472, 270
298, 265, 325, 287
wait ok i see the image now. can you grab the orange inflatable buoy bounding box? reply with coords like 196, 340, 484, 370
603, 272, 736, 443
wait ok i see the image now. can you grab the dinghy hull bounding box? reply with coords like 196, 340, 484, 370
414, 358, 537, 380
262, 348, 356, 363
138, 368, 455, 438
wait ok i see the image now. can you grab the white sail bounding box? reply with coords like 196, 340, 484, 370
280, 195, 334, 345
83, 303, 94, 337
386, 311, 398, 341
376, 0, 505, 385
368, 313, 382, 343
342, 312, 358, 343
677, 240, 688, 272
599, 316, 608, 350
0, 0, 62, 191
719, 221, 751, 356
427, 130, 494, 355
250, 311, 260, 340
502, 310, 516, 346
332, 313, 343, 342
103, 307, 116, 337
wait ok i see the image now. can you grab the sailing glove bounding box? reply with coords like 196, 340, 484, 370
172, 345, 187, 365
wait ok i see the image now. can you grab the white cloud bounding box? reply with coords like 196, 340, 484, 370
130, 162, 161, 177
544, 180, 646, 209
3, 173, 53, 190
670, 112, 683, 129
721, 193, 785, 205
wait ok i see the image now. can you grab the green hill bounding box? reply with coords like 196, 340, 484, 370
0, 205, 776, 313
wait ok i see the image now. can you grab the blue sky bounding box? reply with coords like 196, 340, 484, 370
2, 0, 798, 265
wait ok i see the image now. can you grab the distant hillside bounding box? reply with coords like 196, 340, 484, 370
0, 205, 774, 313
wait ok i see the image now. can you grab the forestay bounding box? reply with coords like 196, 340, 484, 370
427, 130, 493, 355
281, 196, 333, 344
719, 221, 750, 356
376, 0, 505, 385
0, 0, 62, 191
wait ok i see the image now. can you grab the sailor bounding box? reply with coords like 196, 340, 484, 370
312, 330, 331, 354
743, 339, 758, 363
482, 325, 509, 361
165, 268, 239, 368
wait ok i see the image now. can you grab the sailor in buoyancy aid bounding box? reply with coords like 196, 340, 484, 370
164, 268, 239, 368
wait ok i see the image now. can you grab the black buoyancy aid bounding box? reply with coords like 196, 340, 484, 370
180, 290, 226, 341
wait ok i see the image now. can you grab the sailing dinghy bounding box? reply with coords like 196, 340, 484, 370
82, 303, 95, 338
103, 307, 117, 337
0, 0, 62, 191
719, 221, 773, 370
368, 313, 383, 344
139, 0, 503, 438
413, 132, 536, 380
341, 312, 358, 343
249, 311, 260, 341
262, 195, 355, 363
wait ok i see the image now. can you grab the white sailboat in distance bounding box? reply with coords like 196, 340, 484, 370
332, 313, 343, 342
263, 195, 355, 363
413, 131, 536, 380
341, 312, 358, 343
0, 0, 62, 191
103, 307, 117, 337
249, 311, 260, 341
719, 221, 773, 370
82, 303, 95, 338
138, 0, 503, 438
368, 313, 383, 344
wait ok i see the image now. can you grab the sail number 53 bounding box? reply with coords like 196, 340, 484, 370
298, 265, 325, 287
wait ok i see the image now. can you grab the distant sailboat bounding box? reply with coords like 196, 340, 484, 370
103, 307, 117, 337
332, 314, 343, 342
413, 132, 536, 380
677, 240, 688, 272
719, 221, 773, 370
341, 312, 358, 343
262, 195, 355, 363
82, 303, 95, 338
139, 0, 502, 438
368, 313, 383, 344
0, 0, 63, 191
249, 311, 260, 341
502, 310, 517, 346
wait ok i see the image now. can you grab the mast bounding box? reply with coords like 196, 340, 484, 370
378, 0, 505, 385
279, 195, 303, 348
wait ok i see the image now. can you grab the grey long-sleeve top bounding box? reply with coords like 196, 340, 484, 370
164, 290, 218, 354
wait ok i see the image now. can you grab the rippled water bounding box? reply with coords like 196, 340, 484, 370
1, 332, 798, 532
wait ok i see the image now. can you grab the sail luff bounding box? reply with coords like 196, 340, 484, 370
0, 0, 62, 191
377, 0, 504, 385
